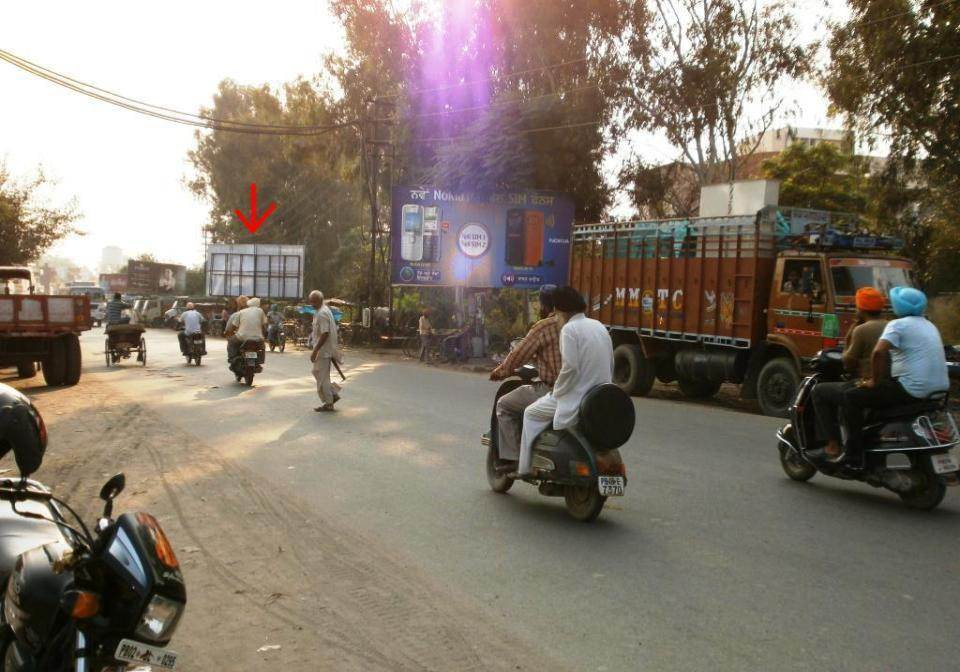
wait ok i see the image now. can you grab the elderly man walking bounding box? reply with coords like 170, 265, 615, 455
308, 290, 341, 412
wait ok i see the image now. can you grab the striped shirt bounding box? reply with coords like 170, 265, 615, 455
496, 314, 562, 385
105, 300, 129, 324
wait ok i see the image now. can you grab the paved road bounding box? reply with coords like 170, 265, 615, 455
78, 328, 959, 671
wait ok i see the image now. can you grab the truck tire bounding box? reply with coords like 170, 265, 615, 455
757, 357, 800, 418
42, 337, 67, 387
16, 362, 36, 379
677, 377, 722, 399
613, 344, 655, 396
63, 334, 82, 385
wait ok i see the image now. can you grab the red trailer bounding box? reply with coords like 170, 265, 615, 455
571, 207, 914, 417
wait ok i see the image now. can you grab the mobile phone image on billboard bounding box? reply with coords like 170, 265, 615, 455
505, 208, 525, 267
401, 204, 424, 262
422, 206, 441, 262
523, 211, 545, 267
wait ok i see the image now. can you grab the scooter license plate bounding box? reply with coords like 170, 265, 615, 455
115, 638, 179, 669
931, 452, 959, 475
598, 476, 625, 496
244, 351, 259, 360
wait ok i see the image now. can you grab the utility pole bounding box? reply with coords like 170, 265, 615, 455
362, 97, 395, 310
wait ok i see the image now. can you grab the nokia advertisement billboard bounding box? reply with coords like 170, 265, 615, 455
390, 186, 574, 288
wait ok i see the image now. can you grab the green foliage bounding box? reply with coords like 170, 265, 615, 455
185, 266, 205, 296
763, 142, 869, 213
0, 163, 79, 266
484, 289, 530, 344
929, 295, 960, 344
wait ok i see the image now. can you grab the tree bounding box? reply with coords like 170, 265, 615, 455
619, 0, 811, 210
185, 266, 205, 296
762, 141, 869, 213
0, 163, 79, 266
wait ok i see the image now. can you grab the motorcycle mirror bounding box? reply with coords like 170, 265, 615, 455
99, 473, 125, 503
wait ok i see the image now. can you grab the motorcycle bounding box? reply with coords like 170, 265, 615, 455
184, 332, 206, 366
0, 474, 186, 670
481, 365, 634, 522
267, 324, 286, 353
229, 339, 264, 386
776, 349, 960, 510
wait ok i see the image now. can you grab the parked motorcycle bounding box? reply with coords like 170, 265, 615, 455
267, 324, 286, 353
229, 339, 264, 386
0, 385, 186, 671
481, 365, 634, 522
776, 349, 960, 510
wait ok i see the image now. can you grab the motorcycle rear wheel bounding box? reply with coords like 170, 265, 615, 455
244, 371, 255, 386
485, 445, 514, 493
564, 485, 606, 522
899, 473, 946, 510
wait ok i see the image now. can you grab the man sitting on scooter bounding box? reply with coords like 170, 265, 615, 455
841, 287, 949, 464
267, 304, 284, 344
489, 285, 561, 468
177, 302, 205, 355
515, 286, 613, 479
225, 296, 266, 363
811, 287, 888, 462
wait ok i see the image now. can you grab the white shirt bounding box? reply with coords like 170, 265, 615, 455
550, 313, 613, 429
180, 309, 204, 335
229, 306, 266, 341
310, 305, 338, 358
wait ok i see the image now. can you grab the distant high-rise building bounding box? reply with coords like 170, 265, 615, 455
99, 246, 127, 274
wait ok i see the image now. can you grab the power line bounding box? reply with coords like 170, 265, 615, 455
0, 49, 359, 136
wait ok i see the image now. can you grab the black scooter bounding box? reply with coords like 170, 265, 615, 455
229, 339, 265, 386
482, 365, 634, 522
0, 474, 186, 670
268, 324, 286, 353
776, 349, 960, 510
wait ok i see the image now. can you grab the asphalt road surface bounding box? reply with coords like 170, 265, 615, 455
73, 328, 960, 671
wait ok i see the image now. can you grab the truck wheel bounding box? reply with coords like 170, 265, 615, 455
678, 377, 722, 399
757, 357, 800, 418
63, 334, 82, 385
42, 337, 67, 386
16, 362, 36, 379
613, 344, 655, 396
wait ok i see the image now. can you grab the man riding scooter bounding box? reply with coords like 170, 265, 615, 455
831, 287, 950, 465
810, 287, 887, 462
177, 302, 206, 356
489, 285, 560, 470
225, 296, 266, 364
514, 286, 613, 479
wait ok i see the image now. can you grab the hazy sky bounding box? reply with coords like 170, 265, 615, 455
3, 1, 844, 273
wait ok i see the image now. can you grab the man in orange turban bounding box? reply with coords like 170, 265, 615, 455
810, 287, 889, 463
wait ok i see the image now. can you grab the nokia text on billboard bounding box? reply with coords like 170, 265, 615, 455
390, 187, 574, 288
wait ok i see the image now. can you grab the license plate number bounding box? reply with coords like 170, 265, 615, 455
115, 639, 179, 669
598, 476, 624, 496
931, 452, 959, 474
244, 352, 259, 360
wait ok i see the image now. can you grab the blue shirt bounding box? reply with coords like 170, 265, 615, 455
880, 316, 949, 398
180, 310, 204, 335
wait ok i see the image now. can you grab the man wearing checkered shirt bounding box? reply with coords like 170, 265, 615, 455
489, 286, 561, 466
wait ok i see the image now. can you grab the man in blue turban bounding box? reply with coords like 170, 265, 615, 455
838, 286, 949, 464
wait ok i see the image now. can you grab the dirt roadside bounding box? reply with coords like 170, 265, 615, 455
5, 372, 564, 672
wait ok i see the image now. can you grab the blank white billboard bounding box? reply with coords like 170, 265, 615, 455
205, 244, 305, 299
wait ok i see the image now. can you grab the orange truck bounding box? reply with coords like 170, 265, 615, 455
570, 207, 913, 417
0, 266, 92, 386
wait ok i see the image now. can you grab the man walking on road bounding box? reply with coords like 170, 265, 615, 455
309, 290, 341, 412
418, 308, 433, 362
516, 286, 613, 478
489, 285, 560, 467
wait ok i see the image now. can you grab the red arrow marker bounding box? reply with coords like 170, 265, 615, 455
234, 183, 276, 234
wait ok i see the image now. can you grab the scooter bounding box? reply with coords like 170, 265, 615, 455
481, 365, 634, 522
268, 324, 286, 353
0, 474, 186, 670
185, 332, 206, 366
229, 339, 264, 386
776, 349, 960, 510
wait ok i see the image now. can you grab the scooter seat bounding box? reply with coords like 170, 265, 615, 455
579, 384, 636, 451
866, 399, 945, 423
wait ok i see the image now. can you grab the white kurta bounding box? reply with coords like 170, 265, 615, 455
518, 314, 614, 475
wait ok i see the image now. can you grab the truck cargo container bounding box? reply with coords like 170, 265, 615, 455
0, 267, 92, 385
570, 207, 913, 417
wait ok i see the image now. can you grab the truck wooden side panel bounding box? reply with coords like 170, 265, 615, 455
572, 215, 776, 348
0, 295, 92, 335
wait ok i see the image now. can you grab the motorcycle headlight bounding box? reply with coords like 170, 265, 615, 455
135, 595, 184, 643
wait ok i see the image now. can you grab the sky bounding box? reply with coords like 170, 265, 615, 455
2, 1, 847, 274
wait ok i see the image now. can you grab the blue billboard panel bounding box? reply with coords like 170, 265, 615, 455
390, 187, 574, 288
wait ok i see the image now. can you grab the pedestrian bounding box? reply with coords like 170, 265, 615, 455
309, 290, 341, 412
418, 308, 433, 362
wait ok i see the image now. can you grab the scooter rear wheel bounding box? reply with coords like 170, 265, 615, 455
564, 485, 606, 522
485, 445, 514, 493
778, 444, 817, 482
244, 371, 255, 386
899, 473, 946, 510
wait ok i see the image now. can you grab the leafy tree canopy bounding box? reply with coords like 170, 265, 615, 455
0, 164, 79, 266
